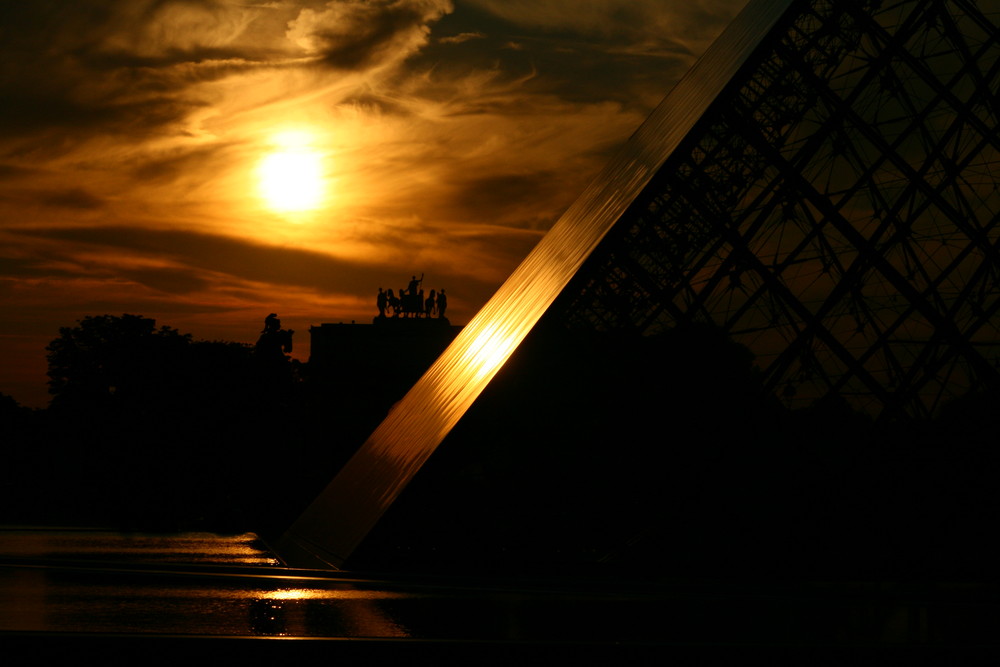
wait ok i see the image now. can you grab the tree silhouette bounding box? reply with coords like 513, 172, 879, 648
46, 314, 191, 411
33, 313, 321, 531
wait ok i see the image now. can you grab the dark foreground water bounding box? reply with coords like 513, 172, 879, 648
0, 529, 670, 642
3, 528, 1000, 662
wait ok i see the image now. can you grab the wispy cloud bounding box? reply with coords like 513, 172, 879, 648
438, 31, 486, 45
288, 0, 454, 69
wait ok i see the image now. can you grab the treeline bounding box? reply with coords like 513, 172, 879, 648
0, 315, 401, 535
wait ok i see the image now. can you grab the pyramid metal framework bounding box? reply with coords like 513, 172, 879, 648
280, 0, 1000, 568
551, 0, 1000, 418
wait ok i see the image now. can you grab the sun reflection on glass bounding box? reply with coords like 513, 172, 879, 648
462, 323, 520, 382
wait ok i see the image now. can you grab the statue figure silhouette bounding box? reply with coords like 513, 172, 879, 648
387, 289, 400, 317
425, 289, 436, 318
437, 289, 447, 319
256, 313, 294, 360
377, 287, 388, 318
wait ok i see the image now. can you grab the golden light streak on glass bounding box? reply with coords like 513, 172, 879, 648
279, 0, 796, 569
461, 323, 521, 382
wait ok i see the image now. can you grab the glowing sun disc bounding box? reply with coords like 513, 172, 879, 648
258, 148, 325, 212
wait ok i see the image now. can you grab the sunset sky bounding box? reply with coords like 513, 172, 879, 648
0, 0, 747, 406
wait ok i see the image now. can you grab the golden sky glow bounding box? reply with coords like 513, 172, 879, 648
0, 0, 758, 407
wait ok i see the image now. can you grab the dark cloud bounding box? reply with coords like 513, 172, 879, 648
0, 1, 282, 145
0, 185, 105, 214
445, 171, 561, 229
119, 266, 210, 294
0, 252, 201, 296
0, 256, 80, 281
415, 0, 751, 112
461, 0, 741, 44
288, 0, 453, 70
0, 90, 193, 140
0, 164, 40, 179
130, 144, 234, 185
37, 188, 107, 210
0, 0, 460, 155
10, 225, 499, 296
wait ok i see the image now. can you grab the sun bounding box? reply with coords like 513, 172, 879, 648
257, 131, 327, 213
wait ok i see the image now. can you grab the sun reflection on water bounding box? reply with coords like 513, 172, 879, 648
253, 588, 410, 601
248, 588, 412, 637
